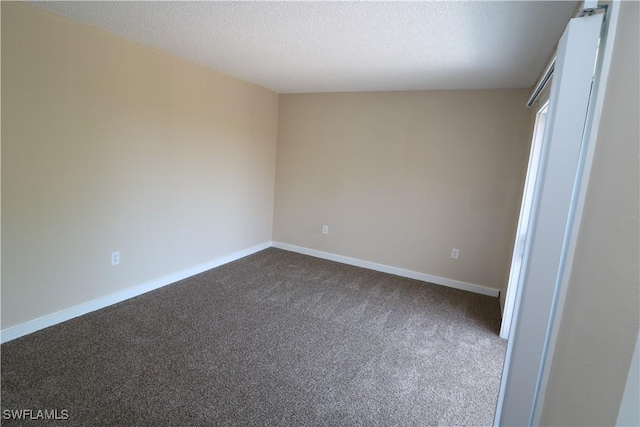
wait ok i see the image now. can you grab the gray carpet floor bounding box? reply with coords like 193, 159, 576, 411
1, 248, 506, 426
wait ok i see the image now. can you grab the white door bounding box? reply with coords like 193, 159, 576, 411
500, 102, 549, 340
494, 11, 604, 426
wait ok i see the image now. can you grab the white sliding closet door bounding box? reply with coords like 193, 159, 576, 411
494, 11, 603, 427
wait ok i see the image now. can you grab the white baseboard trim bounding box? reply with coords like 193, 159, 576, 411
0, 241, 272, 344
2, 240, 499, 344
272, 241, 500, 298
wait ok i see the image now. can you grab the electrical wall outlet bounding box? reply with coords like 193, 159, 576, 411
322, 225, 329, 235
451, 248, 459, 260
111, 251, 120, 266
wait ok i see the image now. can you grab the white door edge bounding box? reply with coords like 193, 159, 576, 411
494, 9, 609, 426
530, 1, 621, 424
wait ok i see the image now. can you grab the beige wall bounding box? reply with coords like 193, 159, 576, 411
540, 1, 640, 424
1, 3, 278, 328
274, 90, 531, 294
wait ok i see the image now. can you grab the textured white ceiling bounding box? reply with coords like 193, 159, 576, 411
31, 1, 577, 93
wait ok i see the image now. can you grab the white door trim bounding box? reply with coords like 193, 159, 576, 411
494, 4, 619, 424
530, 2, 621, 423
